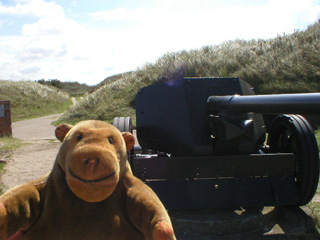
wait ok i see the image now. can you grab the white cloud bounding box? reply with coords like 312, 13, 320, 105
0, 0, 319, 85
89, 7, 165, 24
309, 5, 320, 23
22, 16, 81, 36
0, 0, 64, 18
0, 1, 111, 83
90, 7, 140, 22
71, 1, 78, 8
19, 66, 41, 74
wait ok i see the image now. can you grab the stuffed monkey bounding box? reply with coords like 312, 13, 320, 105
0, 120, 176, 240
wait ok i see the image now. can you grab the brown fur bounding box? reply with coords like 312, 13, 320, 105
0, 120, 176, 240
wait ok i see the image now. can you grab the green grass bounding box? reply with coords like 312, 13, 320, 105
0, 163, 4, 195
315, 129, 320, 150
56, 72, 139, 125
0, 136, 27, 194
0, 136, 27, 151
37, 79, 91, 97
309, 201, 320, 229
0, 80, 72, 122
302, 129, 320, 234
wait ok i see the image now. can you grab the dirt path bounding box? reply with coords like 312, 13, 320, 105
0, 97, 79, 190
0, 114, 62, 191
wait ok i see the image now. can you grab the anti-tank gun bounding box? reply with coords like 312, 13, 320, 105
113, 77, 320, 210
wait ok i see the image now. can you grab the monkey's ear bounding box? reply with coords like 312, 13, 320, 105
122, 132, 135, 151
55, 123, 73, 142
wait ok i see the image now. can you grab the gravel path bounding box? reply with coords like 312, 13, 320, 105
0, 114, 62, 191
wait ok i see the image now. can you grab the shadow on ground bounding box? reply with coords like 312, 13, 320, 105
171, 206, 320, 240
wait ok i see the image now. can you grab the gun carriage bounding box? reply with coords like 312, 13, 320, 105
113, 77, 320, 210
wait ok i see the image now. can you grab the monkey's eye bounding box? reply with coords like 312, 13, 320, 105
108, 137, 114, 144
76, 134, 83, 141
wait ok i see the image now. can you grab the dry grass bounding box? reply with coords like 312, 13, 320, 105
0, 80, 71, 121
58, 21, 320, 124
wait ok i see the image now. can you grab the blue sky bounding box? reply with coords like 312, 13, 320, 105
0, 0, 319, 85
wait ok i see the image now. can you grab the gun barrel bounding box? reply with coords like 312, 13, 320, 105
207, 93, 320, 114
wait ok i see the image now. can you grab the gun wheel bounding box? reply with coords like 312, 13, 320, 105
113, 117, 133, 133
267, 114, 319, 206
113, 117, 134, 161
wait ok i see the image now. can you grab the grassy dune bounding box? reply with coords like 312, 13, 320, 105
0, 80, 71, 121
58, 21, 320, 126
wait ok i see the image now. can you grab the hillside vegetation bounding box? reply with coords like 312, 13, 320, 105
58, 21, 320, 125
0, 81, 71, 121
37, 79, 91, 97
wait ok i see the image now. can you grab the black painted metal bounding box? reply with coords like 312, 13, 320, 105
132, 154, 295, 180
131, 153, 298, 209
136, 77, 265, 156
267, 114, 320, 205
112, 77, 320, 210
207, 93, 320, 114
144, 177, 299, 210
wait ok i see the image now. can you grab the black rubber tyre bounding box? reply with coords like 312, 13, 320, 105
113, 117, 133, 133
267, 114, 319, 206
113, 117, 134, 162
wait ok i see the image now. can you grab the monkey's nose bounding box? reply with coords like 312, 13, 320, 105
85, 159, 99, 165
85, 159, 99, 180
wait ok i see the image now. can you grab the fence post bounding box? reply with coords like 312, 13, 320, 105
0, 100, 12, 137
